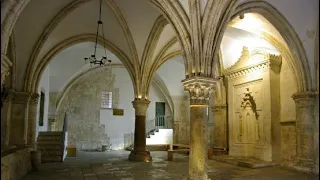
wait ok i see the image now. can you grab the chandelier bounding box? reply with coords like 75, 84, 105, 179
84, 0, 111, 66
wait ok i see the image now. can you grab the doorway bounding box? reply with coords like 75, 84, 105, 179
155, 102, 165, 128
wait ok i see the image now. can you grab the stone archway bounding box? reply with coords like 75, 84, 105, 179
25, 34, 136, 94
230, 1, 313, 93
1, 0, 192, 81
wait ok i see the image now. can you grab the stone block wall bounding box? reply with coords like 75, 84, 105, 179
1, 148, 32, 180
280, 122, 297, 167
56, 68, 115, 150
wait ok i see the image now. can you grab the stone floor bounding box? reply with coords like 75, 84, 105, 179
23, 151, 318, 180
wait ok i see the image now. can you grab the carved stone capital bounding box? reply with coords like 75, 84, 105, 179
29, 93, 40, 105
11, 92, 31, 105
182, 76, 218, 105
132, 99, 150, 116
292, 91, 316, 107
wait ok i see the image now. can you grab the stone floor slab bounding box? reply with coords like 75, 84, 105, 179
22, 151, 318, 180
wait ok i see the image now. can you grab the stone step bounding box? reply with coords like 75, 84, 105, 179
41, 156, 62, 163
41, 150, 63, 156
38, 132, 63, 136
38, 144, 63, 151
37, 140, 62, 145
37, 136, 63, 141
210, 155, 277, 169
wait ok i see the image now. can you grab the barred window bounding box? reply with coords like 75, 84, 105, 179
101, 91, 112, 109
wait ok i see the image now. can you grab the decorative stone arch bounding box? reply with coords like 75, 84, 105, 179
55, 64, 125, 111
230, 1, 313, 92
146, 51, 183, 98
1, 0, 192, 84
55, 64, 174, 122
24, 34, 137, 95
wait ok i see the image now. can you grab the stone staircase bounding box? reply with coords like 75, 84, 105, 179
37, 131, 64, 163
146, 129, 173, 145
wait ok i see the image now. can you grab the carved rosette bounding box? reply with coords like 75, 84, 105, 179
182, 76, 218, 105
29, 93, 40, 106
292, 91, 316, 107
132, 99, 150, 116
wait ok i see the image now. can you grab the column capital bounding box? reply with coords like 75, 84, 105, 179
292, 91, 316, 107
132, 99, 150, 116
182, 76, 218, 105
29, 93, 40, 105
11, 91, 31, 105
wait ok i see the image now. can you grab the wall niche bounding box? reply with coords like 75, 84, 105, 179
225, 46, 282, 162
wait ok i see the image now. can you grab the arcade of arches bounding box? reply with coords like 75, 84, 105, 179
1, 0, 319, 180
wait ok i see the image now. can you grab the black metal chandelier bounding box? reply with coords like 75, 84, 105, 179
84, 0, 111, 66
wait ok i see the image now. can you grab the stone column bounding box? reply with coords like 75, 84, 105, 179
1, 90, 13, 147
129, 99, 152, 162
292, 91, 316, 172
27, 93, 39, 149
9, 92, 30, 146
182, 77, 217, 180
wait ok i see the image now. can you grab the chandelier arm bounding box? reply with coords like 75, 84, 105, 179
99, 0, 102, 21
101, 23, 108, 60
93, 22, 100, 57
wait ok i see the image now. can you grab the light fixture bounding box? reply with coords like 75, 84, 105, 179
84, 0, 111, 66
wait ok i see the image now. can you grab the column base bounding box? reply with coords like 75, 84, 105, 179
294, 158, 314, 173
128, 150, 152, 162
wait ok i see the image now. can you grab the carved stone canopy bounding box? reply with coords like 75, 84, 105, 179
224, 46, 282, 79
182, 76, 218, 105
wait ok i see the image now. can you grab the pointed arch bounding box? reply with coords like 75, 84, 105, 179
25, 34, 137, 96
231, 1, 313, 92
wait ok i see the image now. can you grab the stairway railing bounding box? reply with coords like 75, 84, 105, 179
146, 116, 173, 137
62, 112, 68, 161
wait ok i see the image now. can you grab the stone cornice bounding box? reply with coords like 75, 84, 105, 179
224, 47, 282, 79
11, 91, 31, 105
280, 120, 296, 126
211, 104, 227, 113
182, 76, 218, 105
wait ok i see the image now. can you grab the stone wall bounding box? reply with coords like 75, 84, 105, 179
1, 148, 32, 180
279, 57, 298, 167
56, 68, 115, 150
172, 95, 190, 144
55, 67, 170, 150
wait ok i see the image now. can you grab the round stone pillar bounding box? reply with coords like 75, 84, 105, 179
27, 93, 39, 149
292, 91, 316, 172
129, 99, 152, 162
182, 76, 217, 180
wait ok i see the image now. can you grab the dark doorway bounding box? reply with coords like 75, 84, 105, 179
39, 91, 45, 126
155, 102, 165, 127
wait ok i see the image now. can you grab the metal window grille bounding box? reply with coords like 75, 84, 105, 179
101, 91, 112, 109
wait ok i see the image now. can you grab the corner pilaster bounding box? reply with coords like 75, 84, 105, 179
292, 91, 316, 172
